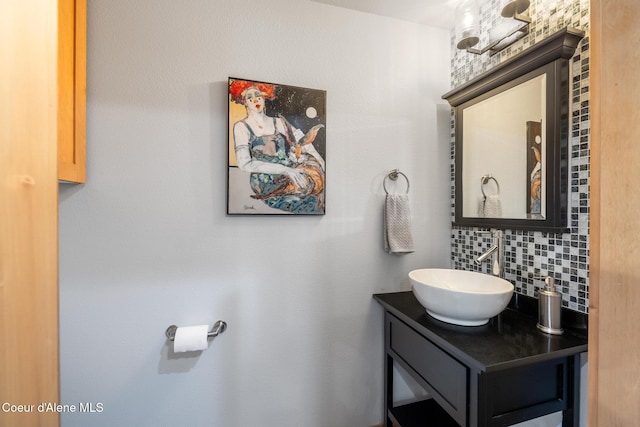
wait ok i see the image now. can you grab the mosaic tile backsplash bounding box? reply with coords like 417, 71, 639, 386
449, 0, 590, 313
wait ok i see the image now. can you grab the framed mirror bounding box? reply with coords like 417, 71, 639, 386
443, 28, 584, 232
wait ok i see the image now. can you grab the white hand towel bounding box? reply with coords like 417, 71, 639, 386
478, 196, 486, 216
482, 194, 503, 218
384, 194, 415, 254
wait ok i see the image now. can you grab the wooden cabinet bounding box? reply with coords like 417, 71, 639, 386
388, 314, 467, 426
58, 0, 86, 183
375, 292, 587, 427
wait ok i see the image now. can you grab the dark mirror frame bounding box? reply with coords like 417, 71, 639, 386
443, 27, 584, 232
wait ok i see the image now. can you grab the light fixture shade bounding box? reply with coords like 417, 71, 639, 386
455, 0, 480, 50
501, 0, 530, 17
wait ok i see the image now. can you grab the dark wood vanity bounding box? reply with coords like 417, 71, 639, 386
374, 292, 588, 427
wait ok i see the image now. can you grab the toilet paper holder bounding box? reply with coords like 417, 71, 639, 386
165, 320, 227, 341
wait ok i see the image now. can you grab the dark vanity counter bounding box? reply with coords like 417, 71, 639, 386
374, 291, 587, 373
374, 292, 588, 427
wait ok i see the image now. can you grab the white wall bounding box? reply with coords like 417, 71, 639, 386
58, 1, 451, 426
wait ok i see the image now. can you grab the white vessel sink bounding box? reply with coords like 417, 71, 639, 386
409, 268, 514, 326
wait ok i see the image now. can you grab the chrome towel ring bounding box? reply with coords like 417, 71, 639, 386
480, 174, 500, 198
383, 169, 410, 194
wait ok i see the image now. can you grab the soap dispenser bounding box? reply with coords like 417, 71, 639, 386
537, 276, 563, 335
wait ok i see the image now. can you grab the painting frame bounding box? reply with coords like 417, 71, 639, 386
526, 120, 542, 217
227, 77, 327, 215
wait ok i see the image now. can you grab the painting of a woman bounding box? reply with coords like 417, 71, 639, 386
227, 78, 326, 215
526, 120, 542, 217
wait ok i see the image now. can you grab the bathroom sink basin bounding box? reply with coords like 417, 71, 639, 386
409, 268, 514, 326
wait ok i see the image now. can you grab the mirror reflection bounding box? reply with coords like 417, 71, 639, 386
462, 74, 546, 219
444, 27, 584, 232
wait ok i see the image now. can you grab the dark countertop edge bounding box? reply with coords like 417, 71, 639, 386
483, 344, 588, 373
373, 292, 588, 373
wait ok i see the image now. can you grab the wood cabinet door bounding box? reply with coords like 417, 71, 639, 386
58, 0, 86, 183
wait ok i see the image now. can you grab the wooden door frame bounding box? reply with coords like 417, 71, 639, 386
589, 0, 640, 425
0, 1, 60, 426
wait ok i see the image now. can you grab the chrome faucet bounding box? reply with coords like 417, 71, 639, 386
475, 229, 504, 277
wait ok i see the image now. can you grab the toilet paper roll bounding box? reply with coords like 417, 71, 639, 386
173, 325, 210, 353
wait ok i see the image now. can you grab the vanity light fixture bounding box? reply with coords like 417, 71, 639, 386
455, 0, 480, 50
455, 0, 531, 56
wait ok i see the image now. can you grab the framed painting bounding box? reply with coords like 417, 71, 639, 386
526, 120, 542, 217
227, 77, 327, 215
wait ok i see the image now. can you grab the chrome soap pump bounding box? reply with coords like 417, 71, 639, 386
537, 276, 563, 335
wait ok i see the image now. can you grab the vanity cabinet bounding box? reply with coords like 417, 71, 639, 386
58, 0, 86, 183
374, 292, 588, 427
